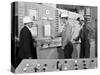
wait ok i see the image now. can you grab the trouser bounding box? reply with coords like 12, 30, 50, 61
72, 43, 79, 59
80, 41, 90, 58
63, 41, 73, 59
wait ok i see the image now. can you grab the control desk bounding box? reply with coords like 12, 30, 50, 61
15, 58, 97, 73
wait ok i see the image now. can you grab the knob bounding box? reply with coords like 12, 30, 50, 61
34, 67, 38, 72
83, 63, 86, 66
74, 64, 78, 67
42, 68, 46, 72
83, 67, 88, 69
64, 61, 67, 63
75, 68, 78, 70
91, 60, 94, 62
44, 64, 47, 67
82, 60, 86, 63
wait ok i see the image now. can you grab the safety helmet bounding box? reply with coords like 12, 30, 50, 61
23, 16, 33, 24
80, 16, 84, 21
61, 13, 68, 18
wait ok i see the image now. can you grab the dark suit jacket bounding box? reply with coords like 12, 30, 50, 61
18, 26, 37, 59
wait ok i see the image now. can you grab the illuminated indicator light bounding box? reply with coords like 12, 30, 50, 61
26, 64, 30, 67
23, 67, 27, 72
75, 60, 77, 63
37, 64, 41, 67
64, 67, 67, 70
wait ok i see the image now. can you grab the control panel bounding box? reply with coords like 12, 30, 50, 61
37, 37, 62, 49
15, 58, 97, 73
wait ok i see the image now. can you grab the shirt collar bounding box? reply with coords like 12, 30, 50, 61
25, 25, 31, 30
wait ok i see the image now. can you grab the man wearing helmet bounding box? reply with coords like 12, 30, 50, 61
18, 16, 37, 61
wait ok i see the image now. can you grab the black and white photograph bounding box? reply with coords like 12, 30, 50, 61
11, 1, 97, 73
